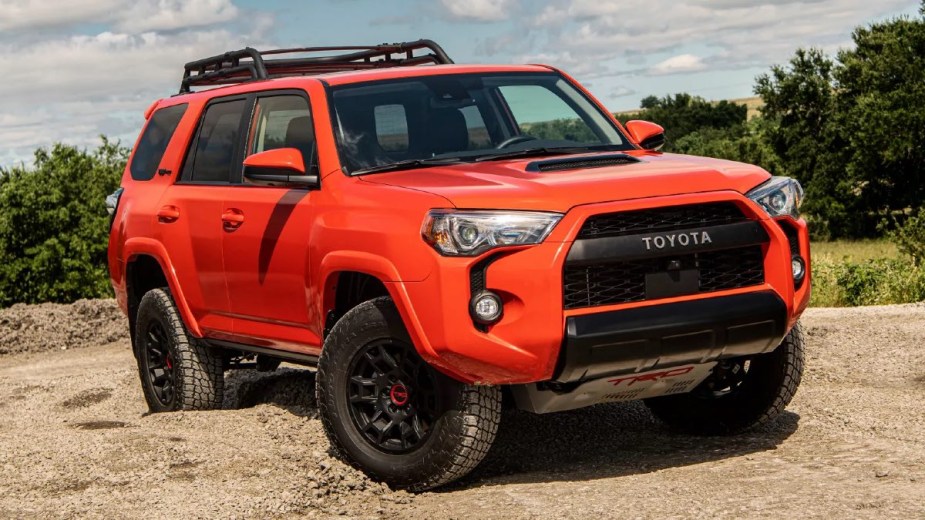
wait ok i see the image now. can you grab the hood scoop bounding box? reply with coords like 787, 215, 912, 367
526, 153, 641, 173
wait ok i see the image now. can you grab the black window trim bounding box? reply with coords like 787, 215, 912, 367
177, 93, 254, 186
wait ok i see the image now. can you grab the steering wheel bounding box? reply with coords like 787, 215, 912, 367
495, 135, 537, 149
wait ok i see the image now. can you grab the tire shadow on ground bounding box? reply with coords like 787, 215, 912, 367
451, 403, 800, 489
222, 367, 317, 414
218, 367, 799, 489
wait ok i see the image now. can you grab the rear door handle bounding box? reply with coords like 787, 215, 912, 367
222, 209, 245, 229
156, 205, 180, 223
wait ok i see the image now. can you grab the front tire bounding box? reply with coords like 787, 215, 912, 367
135, 288, 224, 412
316, 297, 501, 491
644, 322, 804, 435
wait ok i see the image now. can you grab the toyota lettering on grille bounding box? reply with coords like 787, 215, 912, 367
641, 231, 712, 251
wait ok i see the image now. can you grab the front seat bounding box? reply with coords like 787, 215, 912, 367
424, 108, 470, 156
285, 116, 316, 172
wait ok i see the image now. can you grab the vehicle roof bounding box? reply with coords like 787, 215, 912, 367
162, 64, 554, 106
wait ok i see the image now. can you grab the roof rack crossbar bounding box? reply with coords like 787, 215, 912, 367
179, 39, 453, 93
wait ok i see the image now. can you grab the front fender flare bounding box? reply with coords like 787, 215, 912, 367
317, 251, 442, 366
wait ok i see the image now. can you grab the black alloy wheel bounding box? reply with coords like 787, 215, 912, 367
644, 323, 805, 435
143, 321, 177, 408
346, 339, 438, 453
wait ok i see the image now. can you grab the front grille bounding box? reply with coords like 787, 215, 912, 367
577, 202, 748, 240
563, 246, 765, 309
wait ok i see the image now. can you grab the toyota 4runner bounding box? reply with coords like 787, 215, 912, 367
107, 40, 810, 491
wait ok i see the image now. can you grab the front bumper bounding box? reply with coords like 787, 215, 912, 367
556, 291, 787, 383
394, 191, 811, 385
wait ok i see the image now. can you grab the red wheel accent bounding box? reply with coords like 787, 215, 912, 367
390, 384, 409, 406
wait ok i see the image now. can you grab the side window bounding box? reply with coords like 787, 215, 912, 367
186, 99, 247, 183
373, 104, 409, 152
130, 104, 187, 181
249, 95, 315, 171
497, 85, 600, 143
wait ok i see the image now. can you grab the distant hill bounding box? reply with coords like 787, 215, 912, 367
616, 96, 764, 120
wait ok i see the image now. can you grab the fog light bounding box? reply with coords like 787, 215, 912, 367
471, 291, 503, 325
791, 256, 806, 282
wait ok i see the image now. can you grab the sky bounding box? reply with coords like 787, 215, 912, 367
0, 0, 920, 167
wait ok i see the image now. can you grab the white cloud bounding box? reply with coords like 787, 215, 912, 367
531, 5, 568, 27
519, 0, 917, 72
608, 86, 636, 99
0, 0, 239, 33
648, 54, 706, 75
0, 0, 268, 166
116, 0, 239, 33
439, 0, 518, 22
0, 0, 118, 30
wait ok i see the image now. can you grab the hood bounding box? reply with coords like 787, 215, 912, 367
360, 151, 771, 213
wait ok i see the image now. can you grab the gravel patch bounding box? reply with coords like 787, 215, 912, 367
0, 301, 923, 518
0, 299, 127, 356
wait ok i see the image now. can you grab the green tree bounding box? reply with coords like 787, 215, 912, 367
672, 117, 786, 175
755, 5, 925, 237
833, 10, 925, 230
619, 93, 748, 150
0, 138, 128, 306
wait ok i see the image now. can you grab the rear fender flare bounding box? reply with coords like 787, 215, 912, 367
122, 237, 202, 337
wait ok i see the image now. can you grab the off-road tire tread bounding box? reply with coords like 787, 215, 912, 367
136, 288, 224, 411
644, 322, 805, 435
317, 296, 501, 491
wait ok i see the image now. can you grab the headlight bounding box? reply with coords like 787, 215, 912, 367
747, 176, 804, 219
422, 210, 562, 256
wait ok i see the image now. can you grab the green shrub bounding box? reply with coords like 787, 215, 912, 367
0, 138, 128, 307
886, 207, 925, 265
810, 256, 925, 306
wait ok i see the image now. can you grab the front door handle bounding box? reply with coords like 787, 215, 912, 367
222, 209, 245, 230
156, 205, 180, 223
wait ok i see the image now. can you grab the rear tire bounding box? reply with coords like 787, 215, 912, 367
135, 288, 224, 412
316, 297, 501, 491
644, 322, 804, 435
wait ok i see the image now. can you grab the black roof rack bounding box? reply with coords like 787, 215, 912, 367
179, 39, 454, 93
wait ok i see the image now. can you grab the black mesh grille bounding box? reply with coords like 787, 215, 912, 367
563, 246, 765, 309
530, 154, 639, 172
577, 202, 748, 240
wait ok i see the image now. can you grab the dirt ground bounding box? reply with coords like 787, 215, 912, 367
0, 300, 923, 519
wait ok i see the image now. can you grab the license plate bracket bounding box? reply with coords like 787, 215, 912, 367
645, 268, 699, 300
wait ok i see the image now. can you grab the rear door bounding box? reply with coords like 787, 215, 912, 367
156, 96, 250, 337
221, 91, 321, 353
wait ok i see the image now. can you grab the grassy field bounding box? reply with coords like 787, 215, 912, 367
810, 239, 923, 307
812, 239, 899, 262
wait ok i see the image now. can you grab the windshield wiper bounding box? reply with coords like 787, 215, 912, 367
473, 144, 626, 163
351, 157, 466, 175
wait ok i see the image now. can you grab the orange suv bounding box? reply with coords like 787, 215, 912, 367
107, 40, 810, 490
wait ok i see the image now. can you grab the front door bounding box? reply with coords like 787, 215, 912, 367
221, 92, 320, 353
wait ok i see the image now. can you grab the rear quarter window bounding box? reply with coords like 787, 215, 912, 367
130, 104, 188, 181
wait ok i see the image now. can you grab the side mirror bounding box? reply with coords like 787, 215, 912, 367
625, 120, 666, 151
243, 148, 319, 188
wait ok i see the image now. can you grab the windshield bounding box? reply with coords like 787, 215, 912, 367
329, 72, 632, 174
